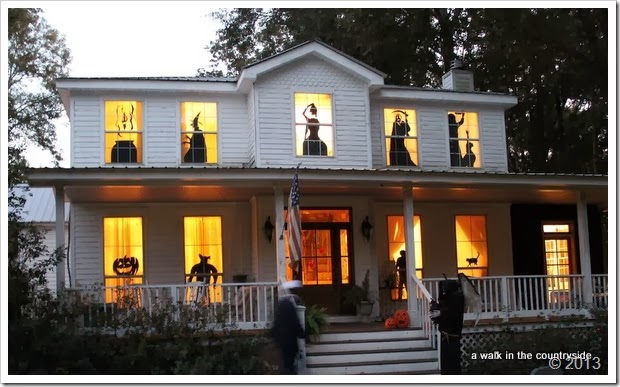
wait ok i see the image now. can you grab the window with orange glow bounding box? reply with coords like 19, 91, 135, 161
104, 101, 143, 164
384, 108, 418, 167
183, 217, 223, 303
455, 215, 488, 277
103, 217, 144, 303
447, 112, 480, 168
181, 102, 218, 164
386, 215, 423, 300
294, 93, 333, 157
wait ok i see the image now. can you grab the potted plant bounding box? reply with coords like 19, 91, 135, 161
344, 269, 374, 319
304, 304, 330, 342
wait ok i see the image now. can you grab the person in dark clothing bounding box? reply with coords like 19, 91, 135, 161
302, 103, 328, 156
271, 280, 305, 374
396, 250, 407, 300
389, 113, 415, 166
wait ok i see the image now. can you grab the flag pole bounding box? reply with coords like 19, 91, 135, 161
279, 162, 302, 240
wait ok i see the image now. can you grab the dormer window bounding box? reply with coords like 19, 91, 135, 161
181, 102, 218, 164
104, 101, 143, 164
448, 111, 480, 168
384, 108, 418, 167
294, 93, 334, 157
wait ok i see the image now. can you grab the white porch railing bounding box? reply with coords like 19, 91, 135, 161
422, 274, 608, 322
592, 274, 608, 309
411, 276, 440, 349
68, 282, 278, 330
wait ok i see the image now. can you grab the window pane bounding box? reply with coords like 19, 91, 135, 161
294, 93, 333, 157
300, 209, 350, 222
104, 101, 143, 164
386, 215, 423, 279
183, 217, 223, 284
181, 102, 218, 164
543, 224, 570, 233
384, 108, 418, 167
103, 217, 143, 303
448, 111, 480, 168
455, 215, 488, 276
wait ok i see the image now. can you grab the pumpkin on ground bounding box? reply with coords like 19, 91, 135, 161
384, 317, 397, 329
393, 309, 410, 328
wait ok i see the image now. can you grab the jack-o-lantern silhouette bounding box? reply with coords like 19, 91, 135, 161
113, 255, 140, 276
384, 317, 397, 330
393, 309, 410, 328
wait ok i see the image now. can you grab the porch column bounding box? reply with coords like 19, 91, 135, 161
403, 186, 419, 323
54, 185, 66, 295
576, 191, 593, 305
274, 187, 287, 287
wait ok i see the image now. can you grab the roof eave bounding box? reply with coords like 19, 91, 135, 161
375, 88, 518, 109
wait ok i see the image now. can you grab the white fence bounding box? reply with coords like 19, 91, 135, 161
69, 282, 278, 330
422, 274, 607, 322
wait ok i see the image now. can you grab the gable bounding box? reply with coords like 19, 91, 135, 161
237, 41, 385, 92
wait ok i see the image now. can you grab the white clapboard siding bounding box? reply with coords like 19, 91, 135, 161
417, 108, 450, 169
72, 203, 253, 288
479, 109, 509, 171
34, 226, 70, 294
247, 88, 257, 167
71, 204, 103, 287
72, 97, 102, 167
71, 94, 250, 168
369, 101, 509, 171
146, 99, 178, 166
218, 95, 250, 166
255, 56, 370, 168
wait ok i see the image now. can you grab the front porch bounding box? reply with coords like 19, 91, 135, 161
67, 273, 608, 331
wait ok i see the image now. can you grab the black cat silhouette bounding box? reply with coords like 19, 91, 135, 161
183, 112, 206, 163
466, 251, 481, 266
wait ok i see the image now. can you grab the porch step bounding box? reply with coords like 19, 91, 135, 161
305, 325, 439, 375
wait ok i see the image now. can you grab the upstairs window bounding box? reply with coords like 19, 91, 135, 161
294, 93, 334, 157
384, 108, 418, 167
447, 112, 480, 168
181, 102, 218, 164
104, 101, 143, 164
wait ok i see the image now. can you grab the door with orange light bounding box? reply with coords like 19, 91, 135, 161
285, 209, 354, 315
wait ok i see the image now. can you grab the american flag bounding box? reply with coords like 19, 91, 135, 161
287, 167, 302, 277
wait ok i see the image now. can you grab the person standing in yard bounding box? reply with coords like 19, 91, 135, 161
271, 280, 305, 374
396, 250, 407, 300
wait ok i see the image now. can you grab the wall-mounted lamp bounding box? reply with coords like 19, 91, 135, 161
361, 216, 373, 241
264, 216, 275, 243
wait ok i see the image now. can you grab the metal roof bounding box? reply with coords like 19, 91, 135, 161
55, 76, 237, 83
25, 165, 608, 178
380, 84, 515, 97
12, 185, 70, 223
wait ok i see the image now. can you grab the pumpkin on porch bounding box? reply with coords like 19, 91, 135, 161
384, 317, 397, 330
393, 309, 410, 328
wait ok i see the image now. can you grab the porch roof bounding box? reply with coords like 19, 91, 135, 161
26, 167, 608, 206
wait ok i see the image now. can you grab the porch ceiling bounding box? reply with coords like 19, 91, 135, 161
27, 167, 608, 206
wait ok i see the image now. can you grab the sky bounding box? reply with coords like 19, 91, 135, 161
22, 1, 222, 167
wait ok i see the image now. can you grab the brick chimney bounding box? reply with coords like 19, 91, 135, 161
441, 59, 474, 92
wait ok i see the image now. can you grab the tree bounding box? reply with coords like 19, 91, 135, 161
8, 7, 71, 320
205, 8, 607, 174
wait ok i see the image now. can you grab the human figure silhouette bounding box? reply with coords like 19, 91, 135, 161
183, 112, 206, 163
188, 254, 218, 284
461, 130, 476, 167
396, 250, 407, 300
448, 112, 465, 167
302, 103, 328, 156
271, 280, 305, 374
389, 113, 416, 166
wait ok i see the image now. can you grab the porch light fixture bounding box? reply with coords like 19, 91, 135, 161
361, 216, 373, 241
264, 216, 275, 243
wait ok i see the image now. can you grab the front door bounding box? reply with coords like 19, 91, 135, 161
285, 209, 354, 315
297, 225, 354, 315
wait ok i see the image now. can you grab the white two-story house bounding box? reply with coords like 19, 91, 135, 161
28, 40, 607, 327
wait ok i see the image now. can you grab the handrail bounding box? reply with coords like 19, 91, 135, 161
413, 274, 433, 301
